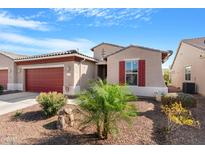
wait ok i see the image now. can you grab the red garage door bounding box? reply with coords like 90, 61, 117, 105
25, 67, 64, 93
0, 70, 8, 90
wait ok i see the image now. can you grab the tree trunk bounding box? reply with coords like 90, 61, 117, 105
96, 120, 101, 138
102, 112, 109, 139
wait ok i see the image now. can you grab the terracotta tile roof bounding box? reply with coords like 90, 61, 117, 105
14, 50, 97, 62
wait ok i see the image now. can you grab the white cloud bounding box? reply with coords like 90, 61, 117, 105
0, 11, 49, 31
24, 11, 46, 20
52, 8, 155, 27
0, 32, 95, 56
0, 44, 45, 54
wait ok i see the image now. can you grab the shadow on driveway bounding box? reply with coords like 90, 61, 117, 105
0, 92, 39, 103
0, 92, 39, 116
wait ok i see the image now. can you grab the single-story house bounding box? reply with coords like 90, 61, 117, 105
0, 50, 96, 95
0, 42, 172, 96
171, 37, 205, 95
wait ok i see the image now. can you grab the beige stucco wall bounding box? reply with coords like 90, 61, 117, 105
0, 53, 16, 84
74, 60, 96, 90
93, 44, 123, 60
107, 46, 166, 87
16, 59, 96, 94
171, 42, 205, 95
16, 62, 74, 92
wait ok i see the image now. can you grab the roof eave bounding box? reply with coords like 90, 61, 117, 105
90, 42, 104, 51
91, 42, 124, 51
106, 45, 172, 59
170, 41, 183, 69
162, 50, 173, 63
0, 52, 15, 60
14, 53, 97, 63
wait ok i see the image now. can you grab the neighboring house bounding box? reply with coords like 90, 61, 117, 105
171, 37, 205, 95
0, 42, 171, 96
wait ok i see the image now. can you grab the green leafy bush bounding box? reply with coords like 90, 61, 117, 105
163, 68, 171, 86
78, 79, 138, 139
0, 85, 4, 94
14, 110, 23, 118
36, 92, 67, 117
161, 93, 197, 109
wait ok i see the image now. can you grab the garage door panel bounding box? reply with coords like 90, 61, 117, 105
0, 70, 8, 90
26, 67, 64, 93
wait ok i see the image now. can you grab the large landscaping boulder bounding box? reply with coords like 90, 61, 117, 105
57, 107, 74, 130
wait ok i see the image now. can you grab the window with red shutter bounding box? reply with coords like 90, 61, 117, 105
125, 60, 138, 85
138, 60, 146, 86
119, 61, 125, 85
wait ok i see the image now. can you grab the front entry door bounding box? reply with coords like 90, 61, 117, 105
97, 65, 107, 80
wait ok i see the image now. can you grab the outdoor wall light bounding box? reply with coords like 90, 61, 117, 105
18, 68, 21, 73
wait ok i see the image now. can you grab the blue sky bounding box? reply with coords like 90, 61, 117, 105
0, 8, 205, 68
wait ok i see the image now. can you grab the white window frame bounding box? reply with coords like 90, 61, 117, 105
185, 66, 191, 81
125, 60, 138, 86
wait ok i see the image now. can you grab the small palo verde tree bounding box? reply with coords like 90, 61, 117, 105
78, 79, 138, 139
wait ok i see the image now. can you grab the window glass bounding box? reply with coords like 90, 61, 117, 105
126, 74, 137, 85
125, 61, 132, 73
133, 61, 138, 73
125, 60, 138, 85
185, 66, 191, 81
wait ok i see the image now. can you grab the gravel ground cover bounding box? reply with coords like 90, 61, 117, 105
0, 97, 204, 145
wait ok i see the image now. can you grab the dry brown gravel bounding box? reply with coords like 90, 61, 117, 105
0, 97, 204, 145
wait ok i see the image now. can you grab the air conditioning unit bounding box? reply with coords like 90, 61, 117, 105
182, 82, 196, 94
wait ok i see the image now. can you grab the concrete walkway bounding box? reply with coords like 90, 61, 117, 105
0, 92, 39, 116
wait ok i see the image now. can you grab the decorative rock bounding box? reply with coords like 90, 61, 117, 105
64, 108, 72, 114
57, 115, 65, 130
57, 107, 75, 130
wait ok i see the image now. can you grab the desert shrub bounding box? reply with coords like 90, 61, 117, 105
161, 102, 199, 133
161, 93, 197, 109
78, 79, 138, 139
0, 85, 4, 94
36, 92, 67, 117
14, 110, 23, 118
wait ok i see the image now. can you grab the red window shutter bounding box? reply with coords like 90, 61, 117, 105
138, 60, 146, 86
119, 61, 125, 85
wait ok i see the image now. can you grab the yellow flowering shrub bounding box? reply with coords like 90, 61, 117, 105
161, 102, 199, 130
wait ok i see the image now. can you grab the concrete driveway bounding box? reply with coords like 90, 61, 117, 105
0, 92, 39, 116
